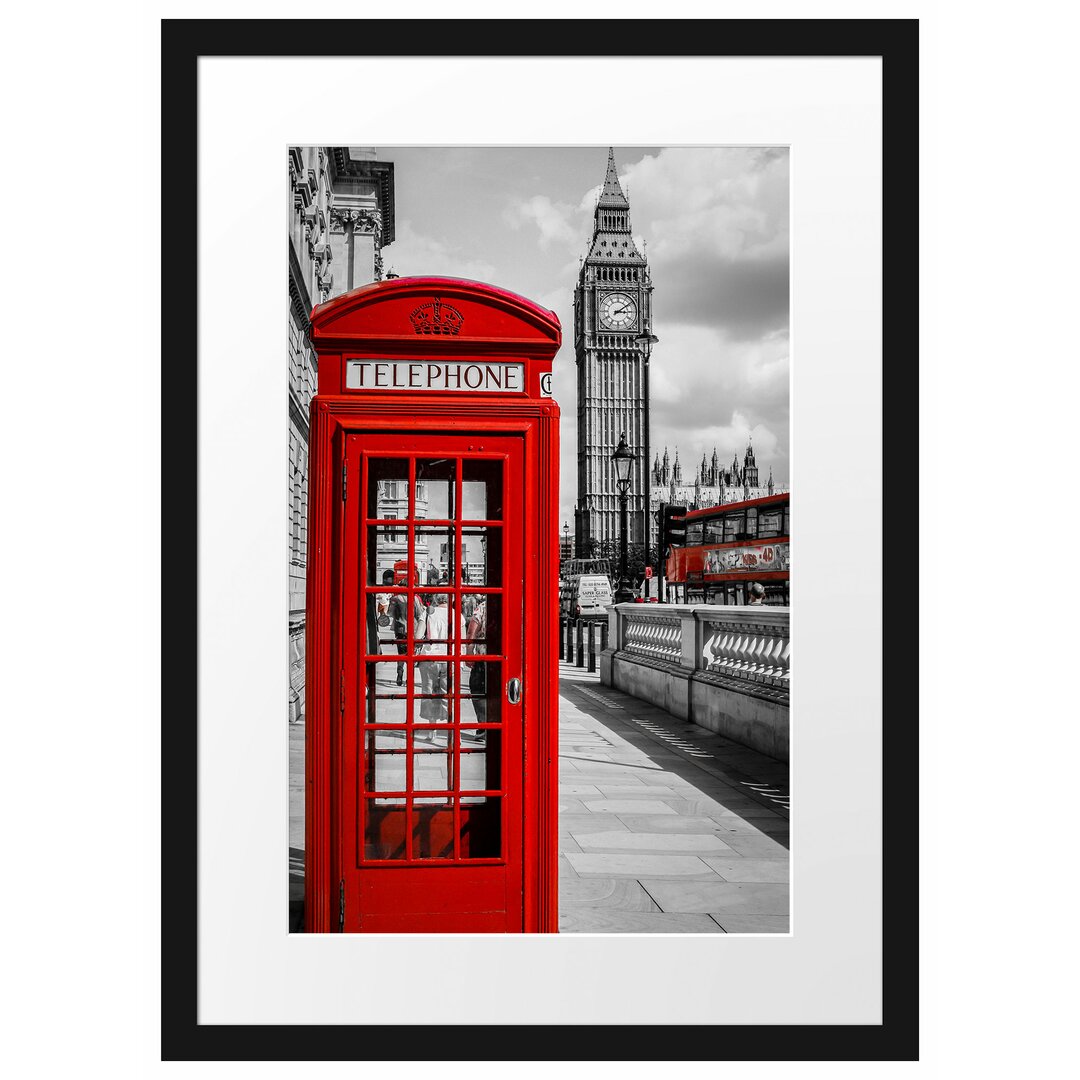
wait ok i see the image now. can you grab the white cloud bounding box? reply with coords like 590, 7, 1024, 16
618, 147, 789, 339
503, 195, 579, 250
645, 322, 790, 486
383, 219, 498, 284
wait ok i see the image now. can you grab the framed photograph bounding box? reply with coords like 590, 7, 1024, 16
163, 18, 917, 1060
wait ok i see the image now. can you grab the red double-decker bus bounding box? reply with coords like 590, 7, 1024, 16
664, 492, 789, 606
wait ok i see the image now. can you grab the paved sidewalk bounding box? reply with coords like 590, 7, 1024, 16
557, 660, 788, 934
288, 660, 790, 933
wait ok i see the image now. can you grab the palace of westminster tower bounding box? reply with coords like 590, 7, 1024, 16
573, 148, 653, 553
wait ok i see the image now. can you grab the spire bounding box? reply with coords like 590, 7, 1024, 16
585, 147, 643, 263
598, 147, 629, 208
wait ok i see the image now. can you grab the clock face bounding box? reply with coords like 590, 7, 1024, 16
599, 291, 638, 330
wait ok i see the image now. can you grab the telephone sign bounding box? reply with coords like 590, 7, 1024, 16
304, 277, 561, 934
345, 359, 525, 392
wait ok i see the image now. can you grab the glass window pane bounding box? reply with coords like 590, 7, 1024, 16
413, 654, 451, 724
459, 728, 501, 790
758, 509, 783, 539
366, 458, 409, 521
364, 663, 408, 723
724, 513, 745, 542
459, 798, 500, 858
461, 527, 502, 585
456, 661, 501, 726
366, 524, 410, 586
364, 802, 408, 860
411, 735, 451, 793
416, 592, 467, 655
415, 458, 456, 521
364, 729, 407, 793
415, 526, 454, 588
461, 458, 503, 520
412, 801, 455, 860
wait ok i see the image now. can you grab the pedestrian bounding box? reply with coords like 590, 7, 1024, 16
418, 592, 466, 738
748, 581, 766, 606
465, 596, 488, 726
462, 592, 477, 624
381, 569, 409, 686
414, 589, 430, 698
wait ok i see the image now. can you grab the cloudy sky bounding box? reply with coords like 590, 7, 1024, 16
378, 146, 789, 528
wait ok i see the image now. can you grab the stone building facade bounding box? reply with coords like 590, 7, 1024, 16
573, 149, 654, 554
288, 147, 395, 722
648, 439, 787, 548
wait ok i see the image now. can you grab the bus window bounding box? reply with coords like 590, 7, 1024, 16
723, 512, 746, 542
704, 517, 724, 545
763, 581, 788, 606
758, 508, 783, 538
745, 507, 758, 539
686, 521, 704, 545
784, 506, 790, 536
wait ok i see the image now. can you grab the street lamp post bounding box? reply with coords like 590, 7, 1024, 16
562, 521, 570, 562
635, 331, 659, 586
611, 433, 636, 604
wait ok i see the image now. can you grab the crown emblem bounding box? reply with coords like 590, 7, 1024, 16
409, 297, 464, 336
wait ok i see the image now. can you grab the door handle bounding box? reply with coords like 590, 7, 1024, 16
506, 678, 522, 705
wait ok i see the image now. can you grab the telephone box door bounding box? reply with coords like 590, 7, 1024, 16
341, 433, 524, 932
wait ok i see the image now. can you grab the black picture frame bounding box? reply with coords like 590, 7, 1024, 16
162, 18, 918, 1061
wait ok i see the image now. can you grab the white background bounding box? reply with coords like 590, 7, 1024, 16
1, 0, 1077, 1077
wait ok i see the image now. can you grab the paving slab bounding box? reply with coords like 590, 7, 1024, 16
701, 858, 790, 883
582, 799, 678, 814
557, 796, 591, 815
596, 785, 683, 799
710, 915, 791, 934
613, 814, 738, 834
559, 876, 662, 911
704, 806, 788, 820
559, 813, 631, 836
643, 880, 790, 915
567, 853, 718, 879
562, 909, 726, 934
720, 834, 790, 857
573, 831, 737, 855
710, 818, 790, 838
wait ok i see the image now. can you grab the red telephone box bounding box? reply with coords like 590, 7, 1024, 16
304, 277, 561, 933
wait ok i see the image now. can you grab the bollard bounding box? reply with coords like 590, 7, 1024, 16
558, 616, 564, 660
576, 620, 584, 667
587, 621, 596, 672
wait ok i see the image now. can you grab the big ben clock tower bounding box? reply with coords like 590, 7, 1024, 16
574, 147, 653, 555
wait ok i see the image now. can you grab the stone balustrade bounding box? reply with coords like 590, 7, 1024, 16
623, 613, 682, 664
600, 603, 790, 761
699, 609, 790, 692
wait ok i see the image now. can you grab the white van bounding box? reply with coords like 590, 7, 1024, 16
566, 574, 613, 620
